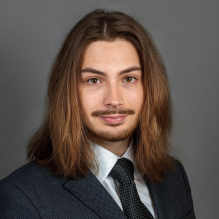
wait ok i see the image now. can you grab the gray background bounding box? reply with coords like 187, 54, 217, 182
0, 0, 218, 218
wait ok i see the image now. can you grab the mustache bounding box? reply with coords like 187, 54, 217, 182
91, 109, 135, 117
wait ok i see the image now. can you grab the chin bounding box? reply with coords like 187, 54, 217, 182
86, 123, 136, 143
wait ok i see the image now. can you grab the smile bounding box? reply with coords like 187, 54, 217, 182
99, 115, 128, 124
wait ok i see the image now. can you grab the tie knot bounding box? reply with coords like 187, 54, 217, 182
109, 158, 134, 184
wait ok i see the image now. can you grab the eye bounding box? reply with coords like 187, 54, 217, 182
124, 76, 136, 83
87, 78, 101, 84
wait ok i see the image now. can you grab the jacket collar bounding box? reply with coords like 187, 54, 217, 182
64, 170, 126, 219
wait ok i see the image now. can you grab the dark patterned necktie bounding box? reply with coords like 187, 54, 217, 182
109, 158, 154, 219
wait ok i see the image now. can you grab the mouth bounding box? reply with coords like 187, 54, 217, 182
98, 115, 128, 124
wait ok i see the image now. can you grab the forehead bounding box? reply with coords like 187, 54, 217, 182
81, 39, 141, 70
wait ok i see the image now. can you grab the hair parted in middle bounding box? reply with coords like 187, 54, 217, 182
27, 9, 175, 183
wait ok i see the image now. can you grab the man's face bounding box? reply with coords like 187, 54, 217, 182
79, 39, 143, 143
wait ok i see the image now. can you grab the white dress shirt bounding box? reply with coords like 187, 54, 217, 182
90, 141, 156, 218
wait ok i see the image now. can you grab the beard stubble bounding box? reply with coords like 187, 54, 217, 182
85, 109, 140, 142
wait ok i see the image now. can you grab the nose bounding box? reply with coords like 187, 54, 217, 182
103, 82, 123, 108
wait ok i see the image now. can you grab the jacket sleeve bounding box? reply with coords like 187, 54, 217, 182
0, 181, 41, 219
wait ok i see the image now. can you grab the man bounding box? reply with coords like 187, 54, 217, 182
0, 10, 195, 219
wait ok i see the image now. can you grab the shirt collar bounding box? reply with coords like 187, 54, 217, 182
91, 140, 141, 184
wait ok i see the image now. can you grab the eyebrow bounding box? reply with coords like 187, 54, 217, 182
81, 66, 141, 76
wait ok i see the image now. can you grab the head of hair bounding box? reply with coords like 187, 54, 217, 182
27, 9, 175, 183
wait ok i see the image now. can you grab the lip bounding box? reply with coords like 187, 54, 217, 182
99, 115, 128, 124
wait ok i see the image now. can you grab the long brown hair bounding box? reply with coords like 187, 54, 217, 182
27, 9, 175, 183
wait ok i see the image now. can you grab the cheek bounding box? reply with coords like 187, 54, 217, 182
124, 88, 144, 111
80, 88, 103, 115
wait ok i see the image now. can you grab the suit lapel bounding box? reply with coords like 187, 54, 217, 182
145, 164, 185, 219
146, 178, 172, 219
64, 171, 126, 219
146, 163, 194, 219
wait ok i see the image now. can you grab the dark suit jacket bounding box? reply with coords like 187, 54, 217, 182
0, 161, 195, 219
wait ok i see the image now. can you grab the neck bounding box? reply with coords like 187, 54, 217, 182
90, 136, 131, 157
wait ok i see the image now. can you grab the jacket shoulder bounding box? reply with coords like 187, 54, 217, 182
1, 161, 67, 189
1, 162, 46, 183
0, 162, 52, 219
165, 161, 192, 193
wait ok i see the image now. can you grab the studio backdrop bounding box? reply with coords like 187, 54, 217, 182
0, 1, 218, 218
